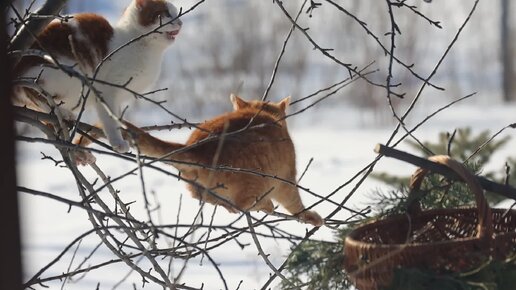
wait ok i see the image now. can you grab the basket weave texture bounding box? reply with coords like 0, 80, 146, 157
343, 155, 516, 290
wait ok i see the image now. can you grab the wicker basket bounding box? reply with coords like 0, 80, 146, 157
343, 155, 516, 290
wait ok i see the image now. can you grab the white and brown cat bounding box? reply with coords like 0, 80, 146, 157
122, 95, 324, 226
13, 0, 183, 164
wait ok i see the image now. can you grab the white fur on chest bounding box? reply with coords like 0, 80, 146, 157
100, 34, 166, 93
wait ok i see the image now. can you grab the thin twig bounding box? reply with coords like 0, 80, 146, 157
245, 214, 290, 285
261, 0, 308, 101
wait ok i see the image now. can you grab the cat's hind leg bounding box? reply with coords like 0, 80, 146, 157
297, 211, 324, 227
187, 183, 240, 213
19, 88, 98, 166
71, 123, 104, 166
233, 186, 275, 214
255, 199, 274, 214
273, 183, 324, 227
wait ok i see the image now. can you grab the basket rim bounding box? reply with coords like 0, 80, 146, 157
345, 207, 516, 248
344, 233, 481, 249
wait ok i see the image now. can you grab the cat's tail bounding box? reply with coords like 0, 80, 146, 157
122, 122, 193, 166
69, 121, 194, 167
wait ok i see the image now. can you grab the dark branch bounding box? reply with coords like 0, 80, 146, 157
375, 143, 516, 200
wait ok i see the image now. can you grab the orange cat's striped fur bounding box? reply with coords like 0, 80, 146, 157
124, 95, 324, 226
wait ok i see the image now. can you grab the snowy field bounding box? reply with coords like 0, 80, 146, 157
17, 102, 516, 290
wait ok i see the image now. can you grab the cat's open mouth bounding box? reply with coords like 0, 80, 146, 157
165, 29, 180, 40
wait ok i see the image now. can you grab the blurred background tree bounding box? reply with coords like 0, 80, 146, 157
501, 0, 515, 102
11, 0, 514, 122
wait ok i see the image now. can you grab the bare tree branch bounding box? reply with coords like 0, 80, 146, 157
9, 0, 68, 65
375, 143, 516, 200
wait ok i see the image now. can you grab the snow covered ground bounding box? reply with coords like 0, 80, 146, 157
17, 102, 516, 290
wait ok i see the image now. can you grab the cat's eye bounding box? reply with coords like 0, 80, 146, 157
155, 11, 171, 21
163, 11, 172, 18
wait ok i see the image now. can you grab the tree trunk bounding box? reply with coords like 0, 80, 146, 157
501, 0, 515, 102
0, 5, 22, 290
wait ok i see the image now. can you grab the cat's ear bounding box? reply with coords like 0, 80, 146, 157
230, 94, 248, 110
278, 96, 292, 111
135, 0, 149, 10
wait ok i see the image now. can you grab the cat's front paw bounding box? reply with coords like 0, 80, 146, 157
298, 211, 324, 227
110, 139, 130, 153
74, 151, 97, 166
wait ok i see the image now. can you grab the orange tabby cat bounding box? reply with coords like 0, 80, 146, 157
124, 95, 324, 226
